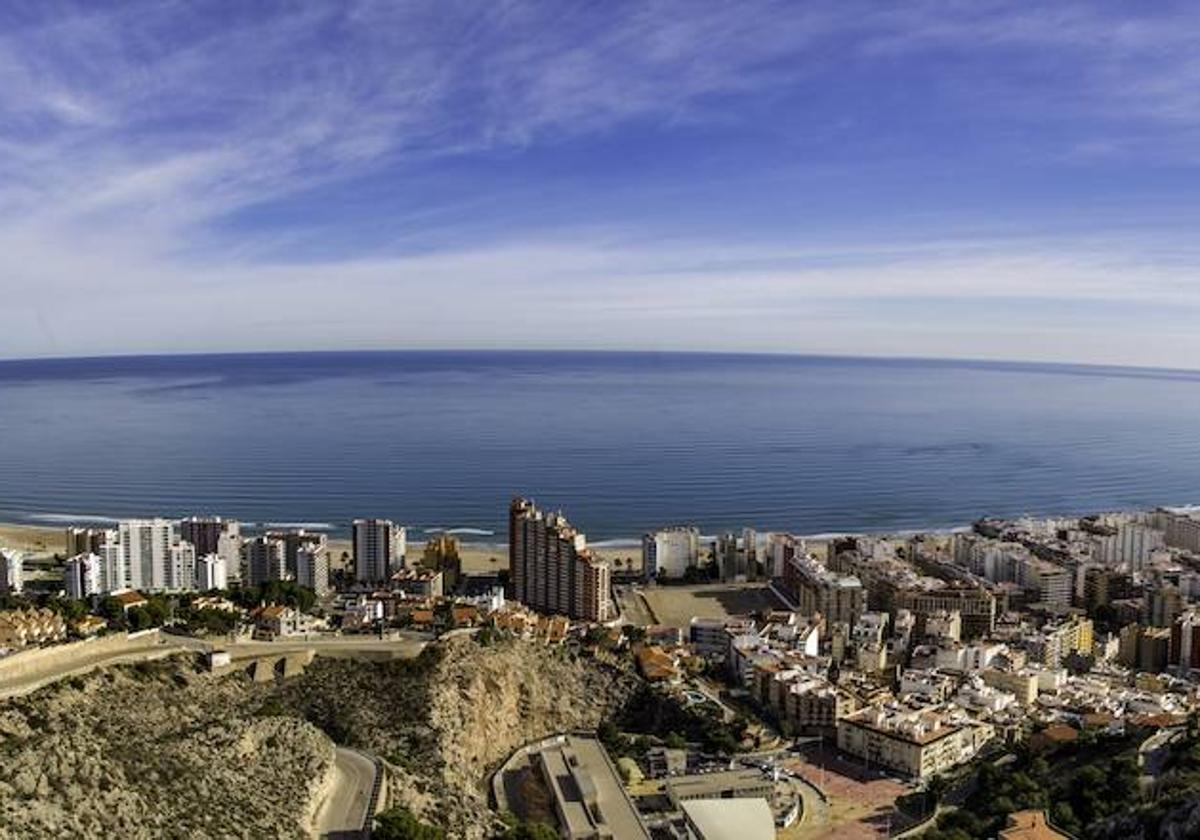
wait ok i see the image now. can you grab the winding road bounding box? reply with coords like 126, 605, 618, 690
312, 747, 378, 838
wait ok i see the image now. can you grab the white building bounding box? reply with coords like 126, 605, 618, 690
118, 518, 195, 592
0, 548, 23, 595
836, 703, 994, 779
196, 554, 228, 591
64, 552, 102, 599
643, 526, 701, 579
353, 518, 406, 583
766, 533, 804, 579
166, 540, 196, 591
296, 545, 329, 595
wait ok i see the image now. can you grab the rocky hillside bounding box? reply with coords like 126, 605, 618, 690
0, 636, 640, 839
0, 659, 333, 840
278, 636, 640, 837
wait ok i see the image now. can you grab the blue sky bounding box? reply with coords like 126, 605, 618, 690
1, 1, 1199, 366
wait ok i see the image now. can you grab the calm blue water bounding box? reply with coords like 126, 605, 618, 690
0, 351, 1198, 541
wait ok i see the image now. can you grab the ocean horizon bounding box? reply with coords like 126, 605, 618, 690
1, 349, 1198, 541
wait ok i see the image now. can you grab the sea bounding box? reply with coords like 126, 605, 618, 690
0, 350, 1198, 543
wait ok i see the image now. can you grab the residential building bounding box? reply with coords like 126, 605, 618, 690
767, 533, 803, 579
253, 604, 299, 638
1146, 584, 1184, 628
894, 584, 996, 639
245, 536, 287, 586
65, 527, 108, 557
836, 703, 994, 779
196, 554, 228, 591
64, 552, 102, 599
1170, 610, 1200, 674
0, 608, 66, 649
781, 678, 858, 735
116, 518, 198, 592
422, 532, 462, 592
1155, 508, 1200, 553
296, 544, 330, 595
392, 567, 443, 598
642, 526, 701, 580
180, 517, 242, 583
782, 553, 865, 631
353, 518, 406, 583
509, 498, 611, 622
0, 548, 22, 595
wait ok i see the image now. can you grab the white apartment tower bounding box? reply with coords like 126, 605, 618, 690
65, 553, 102, 599
297, 546, 330, 595
353, 519, 406, 583
196, 554, 228, 591
642, 526, 701, 580
1, 548, 24, 595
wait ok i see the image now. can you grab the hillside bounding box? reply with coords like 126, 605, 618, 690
0, 636, 640, 839
0, 659, 333, 839
276, 636, 640, 837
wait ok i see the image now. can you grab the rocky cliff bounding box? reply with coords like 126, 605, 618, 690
278, 636, 640, 837
0, 659, 333, 839
0, 636, 638, 839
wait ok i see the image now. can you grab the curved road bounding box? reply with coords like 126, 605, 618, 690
312, 747, 377, 838
0, 634, 189, 700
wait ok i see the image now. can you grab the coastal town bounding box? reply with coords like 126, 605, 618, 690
4, 500, 1200, 839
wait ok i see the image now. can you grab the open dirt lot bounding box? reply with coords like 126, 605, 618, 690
639, 582, 786, 627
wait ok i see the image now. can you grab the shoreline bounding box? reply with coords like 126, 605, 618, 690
1, 501, 1186, 567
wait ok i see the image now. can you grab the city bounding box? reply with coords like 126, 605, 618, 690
4, 499, 1200, 837
4, 3, 1200, 838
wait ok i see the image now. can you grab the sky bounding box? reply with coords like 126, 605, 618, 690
1, 1, 1199, 367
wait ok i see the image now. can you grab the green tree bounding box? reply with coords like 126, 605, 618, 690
374, 806, 446, 840
502, 822, 558, 840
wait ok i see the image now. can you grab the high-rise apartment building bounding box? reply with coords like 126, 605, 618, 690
65, 527, 109, 558
245, 536, 287, 586
422, 533, 462, 593
767, 533, 803, 579
642, 526, 700, 580
296, 544, 330, 595
266, 529, 327, 578
1, 548, 23, 595
180, 517, 243, 584
782, 553, 865, 632
65, 553, 102, 599
116, 519, 197, 592
353, 519, 406, 583
196, 554, 228, 591
509, 497, 611, 622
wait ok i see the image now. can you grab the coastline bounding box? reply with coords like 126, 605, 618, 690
0, 522, 645, 574
4, 500, 1191, 569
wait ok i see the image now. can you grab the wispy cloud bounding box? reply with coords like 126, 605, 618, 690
1, 1, 1199, 365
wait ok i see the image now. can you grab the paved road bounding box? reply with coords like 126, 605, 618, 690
0, 634, 188, 700
312, 747, 377, 838
613, 584, 657, 626
223, 635, 429, 662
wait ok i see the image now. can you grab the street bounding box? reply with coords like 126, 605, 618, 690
312, 747, 378, 838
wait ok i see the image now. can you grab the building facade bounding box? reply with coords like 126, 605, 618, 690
509, 497, 611, 622
642, 526, 701, 580
353, 518, 406, 583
